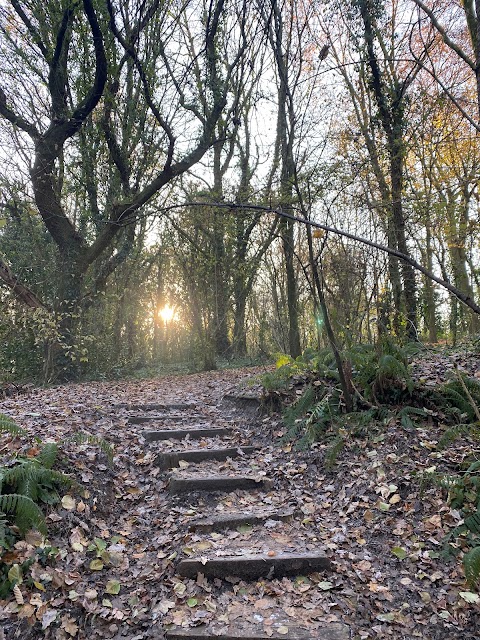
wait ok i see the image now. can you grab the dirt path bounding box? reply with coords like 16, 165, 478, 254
1, 368, 479, 639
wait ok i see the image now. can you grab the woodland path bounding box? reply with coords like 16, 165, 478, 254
129, 395, 349, 640
2, 365, 480, 639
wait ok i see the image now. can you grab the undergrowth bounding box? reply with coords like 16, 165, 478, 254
261, 340, 480, 588
0, 413, 113, 596
423, 457, 480, 589
261, 339, 420, 465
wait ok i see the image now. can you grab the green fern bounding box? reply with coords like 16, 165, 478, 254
1, 463, 73, 503
464, 546, 480, 588
0, 494, 46, 534
464, 510, 480, 534
398, 406, 427, 430
440, 376, 480, 423
421, 470, 463, 493
0, 414, 27, 438
325, 435, 345, 470
0, 512, 7, 548
66, 433, 114, 466
348, 339, 414, 402
438, 424, 472, 449
36, 443, 59, 469
283, 386, 318, 432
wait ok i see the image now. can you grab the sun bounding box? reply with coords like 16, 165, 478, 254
159, 304, 175, 323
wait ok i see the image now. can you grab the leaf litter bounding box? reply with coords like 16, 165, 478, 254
0, 361, 479, 638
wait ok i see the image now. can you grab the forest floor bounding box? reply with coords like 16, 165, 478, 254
1, 349, 480, 640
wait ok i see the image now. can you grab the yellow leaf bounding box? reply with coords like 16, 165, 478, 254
61, 495, 76, 511
89, 559, 104, 571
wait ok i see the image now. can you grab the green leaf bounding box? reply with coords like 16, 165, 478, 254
459, 591, 480, 604
105, 580, 120, 595
317, 581, 333, 591
8, 564, 22, 585
89, 559, 104, 571
186, 598, 198, 607
94, 537, 107, 551
236, 524, 253, 534
391, 547, 407, 560
276, 355, 291, 368
464, 546, 480, 588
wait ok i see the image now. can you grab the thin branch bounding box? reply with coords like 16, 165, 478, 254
144, 200, 480, 316
411, 0, 476, 70
0, 257, 46, 308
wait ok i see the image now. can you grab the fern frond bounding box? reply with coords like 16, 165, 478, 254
0, 494, 46, 534
422, 471, 461, 491
464, 546, 480, 588
283, 386, 317, 430
65, 433, 114, 466
464, 510, 480, 534
0, 414, 27, 438
438, 424, 471, 449
440, 376, 480, 423
2, 463, 72, 501
0, 511, 7, 548
398, 406, 427, 430
325, 435, 345, 470
36, 443, 59, 469
377, 354, 411, 389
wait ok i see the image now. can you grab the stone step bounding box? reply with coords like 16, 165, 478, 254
177, 551, 332, 580
116, 403, 194, 411
144, 427, 233, 442
128, 414, 206, 425
189, 509, 296, 532
166, 623, 349, 640
156, 446, 260, 470
168, 475, 272, 494
222, 393, 262, 410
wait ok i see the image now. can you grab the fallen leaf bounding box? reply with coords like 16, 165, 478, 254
89, 559, 104, 571
459, 591, 480, 604
105, 579, 121, 595
61, 615, 79, 637
391, 547, 408, 560
61, 495, 76, 511
174, 582, 187, 596
41, 609, 58, 630
317, 581, 334, 591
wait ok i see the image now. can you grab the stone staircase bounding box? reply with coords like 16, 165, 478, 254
126, 398, 350, 640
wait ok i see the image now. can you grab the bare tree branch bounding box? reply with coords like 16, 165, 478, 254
0, 257, 46, 308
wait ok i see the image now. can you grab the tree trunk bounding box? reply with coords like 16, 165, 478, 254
212, 142, 231, 358
233, 284, 248, 357
390, 141, 417, 338
281, 219, 301, 358
424, 224, 438, 342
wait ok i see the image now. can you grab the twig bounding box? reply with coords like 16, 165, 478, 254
455, 366, 480, 423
